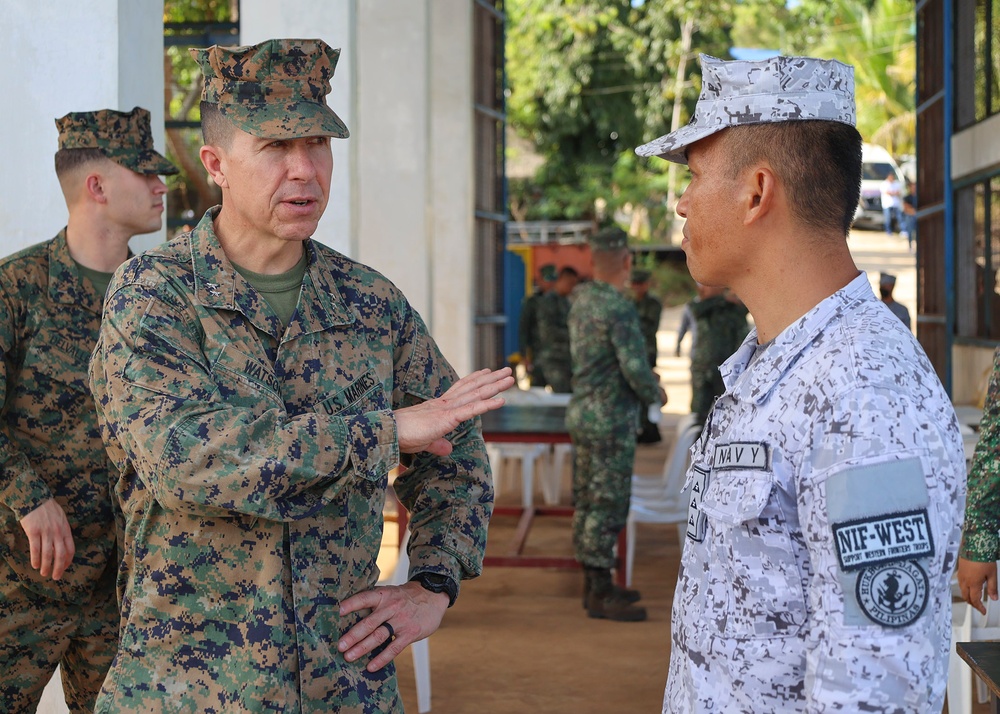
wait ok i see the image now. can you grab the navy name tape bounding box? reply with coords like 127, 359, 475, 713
832, 509, 934, 572
712, 441, 768, 471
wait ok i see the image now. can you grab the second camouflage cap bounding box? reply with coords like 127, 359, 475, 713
192, 38, 349, 140
636, 54, 855, 165
55, 107, 178, 175
589, 227, 629, 251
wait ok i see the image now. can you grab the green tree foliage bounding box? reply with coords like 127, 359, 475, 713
811, 0, 915, 155
508, 0, 917, 230
162, 0, 239, 229
506, 0, 733, 238
731, 0, 915, 154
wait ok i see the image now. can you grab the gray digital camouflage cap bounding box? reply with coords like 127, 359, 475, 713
55, 107, 178, 175
589, 226, 629, 252
635, 54, 855, 165
192, 38, 349, 140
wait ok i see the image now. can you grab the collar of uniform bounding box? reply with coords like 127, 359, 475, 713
189, 206, 356, 340
721, 271, 874, 405
47, 228, 101, 314
280, 243, 356, 343
190, 206, 241, 311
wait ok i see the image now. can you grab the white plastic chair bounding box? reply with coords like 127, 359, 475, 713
625, 414, 702, 587
486, 388, 571, 507
948, 575, 1000, 713
386, 529, 432, 713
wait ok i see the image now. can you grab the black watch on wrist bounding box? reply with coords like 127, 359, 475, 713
409, 572, 458, 608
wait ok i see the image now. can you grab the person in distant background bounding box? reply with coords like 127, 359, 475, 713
879, 272, 911, 331
631, 268, 663, 443
675, 299, 697, 358
901, 179, 917, 252
880, 171, 902, 236
567, 228, 664, 622
685, 283, 749, 425
518, 263, 556, 387
535, 266, 579, 393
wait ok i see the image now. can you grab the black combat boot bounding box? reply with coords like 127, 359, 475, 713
581, 567, 642, 608
585, 568, 647, 621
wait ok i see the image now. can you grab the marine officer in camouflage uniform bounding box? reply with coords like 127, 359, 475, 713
0, 107, 176, 712
535, 265, 579, 393
636, 54, 965, 712
88, 39, 513, 714
518, 263, 556, 387
630, 268, 663, 443
566, 228, 663, 622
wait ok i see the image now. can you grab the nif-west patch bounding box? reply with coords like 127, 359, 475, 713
832, 509, 934, 571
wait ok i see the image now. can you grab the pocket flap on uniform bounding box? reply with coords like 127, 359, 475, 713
699, 470, 773, 525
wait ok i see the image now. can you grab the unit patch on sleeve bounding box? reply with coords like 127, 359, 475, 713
832, 509, 934, 572
855, 560, 929, 627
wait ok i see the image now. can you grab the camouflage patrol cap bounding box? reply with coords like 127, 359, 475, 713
880, 272, 897, 286
631, 268, 652, 284
635, 54, 855, 165
589, 227, 629, 252
55, 107, 178, 175
192, 38, 349, 140
539, 264, 558, 282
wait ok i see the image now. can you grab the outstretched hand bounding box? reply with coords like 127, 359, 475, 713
19, 498, 75, 580
395, 367, 514, 456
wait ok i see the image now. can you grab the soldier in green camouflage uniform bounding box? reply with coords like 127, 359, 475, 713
88, 39, 512, 714
535, 266, 579, 393
687, 284, 749, 423
0, 108, 176, 712
630, 268, 663, 443
518, 263, 556, 387
958, 348, 1000, 613
566, 228, 663, 622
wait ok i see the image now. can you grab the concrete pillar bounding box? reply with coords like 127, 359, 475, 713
240, 0, 476, 374
0, 0, 167, 256
240, 0, 357, 259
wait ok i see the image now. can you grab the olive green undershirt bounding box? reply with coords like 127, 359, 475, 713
74, 261, 115, 300
231, 252, 308, 330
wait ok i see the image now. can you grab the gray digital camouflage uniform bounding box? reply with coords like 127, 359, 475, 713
567, 281, 660, 569
666, 274, 965, 712
0, 232, 119, 712
89, 207, 493, 713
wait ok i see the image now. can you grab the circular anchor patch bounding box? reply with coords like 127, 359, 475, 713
856, 560, 929, 627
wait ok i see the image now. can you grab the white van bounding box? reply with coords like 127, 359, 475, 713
853, 143, 903, 230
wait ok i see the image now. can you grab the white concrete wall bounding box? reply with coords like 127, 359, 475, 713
952, 112, 1000, 181
241, 0, 476, 375
950, 112, 1000, 402
1, 0, 167, 256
